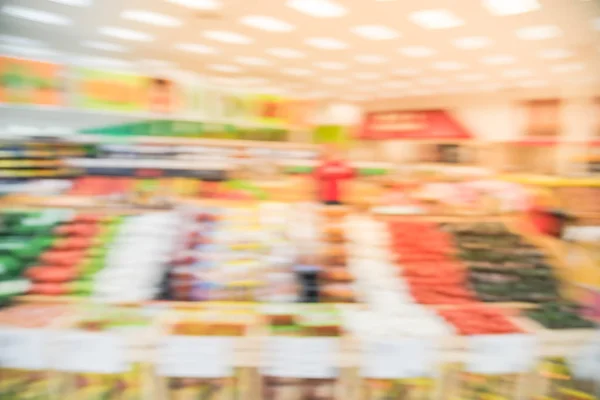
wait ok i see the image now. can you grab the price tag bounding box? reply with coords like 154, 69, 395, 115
53, 331, 127, 373
263, 337, 338, 378
0, 327, 47, 370
361, 337, 437, 379
569, 333, 600, 380
467, 334, 537, 374
158, 336, 234, 378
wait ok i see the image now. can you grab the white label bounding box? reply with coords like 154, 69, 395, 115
569, 333, 600, 380
0, 327, 47, 370
53, 331, 127, 373
158, 336, 234, 378
263, 337, 338, 378
361, 338, 438, 379
467, 334, 537, 374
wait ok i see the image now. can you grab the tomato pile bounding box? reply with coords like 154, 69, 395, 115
388, 221, 477, 305
437, 306, 523, 335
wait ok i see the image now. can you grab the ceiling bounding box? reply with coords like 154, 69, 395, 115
0, 0, 600, 103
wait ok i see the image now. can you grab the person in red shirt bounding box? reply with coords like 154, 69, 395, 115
313, 147, 355, 205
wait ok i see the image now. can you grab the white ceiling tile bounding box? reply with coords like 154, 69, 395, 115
121, 10, 181, 27
175, 43, 216, 54
287, 0, 346, 18
409, 9, 463, 29
351, 25, 400, 40
99, 26, 153, 41
204, 31, 253, 44
166, 0, 221, 10
234, 56, 271, 66
315, 62, 347, 70
241, 16, 294, 32
306, 37, 348, 50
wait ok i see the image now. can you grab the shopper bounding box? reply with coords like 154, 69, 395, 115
313, 147, 354, 205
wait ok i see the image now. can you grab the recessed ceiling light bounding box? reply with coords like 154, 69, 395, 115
234, 56, 271, 66
419, 77, 446, 85
48, 0, 92, 6
82, 40, 128, 52
287, 0, 346, 18
1, 5, 71, 25
519, 79, 548, 88
453, 36, 492, 49
241, 15, 294, 32
0, 34, 43, 47
393, 68, 420, 76
208, 64, 242, 73
267, 48, 304, 58
539, 48, 572, 59
315, 62, 347, 70
516, 25, 562, 40
457, 73, 486, 81
306, 37, 348, 50
481, 54, 516, 65
409, 9, 463, 29
282, 68, 313, 76
204, 31, 252, 44
503, 68, 533, 78
175, 42, 216, 54
166, 0, 220, 10
552, 62, 585, 73
433, 61, 465, 70
355, 73, 380, 80
483, 0, 540, 16
121, 10, 181, 27
355, 54, 386, 64
399, 46, 436, 57
322, 77, 347, 85
99, 26, 153, 41
351, 25, 400, 40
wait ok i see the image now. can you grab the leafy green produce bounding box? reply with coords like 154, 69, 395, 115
526, 302, 596, 329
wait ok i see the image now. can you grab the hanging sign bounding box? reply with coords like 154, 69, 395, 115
0, 57, 63, 105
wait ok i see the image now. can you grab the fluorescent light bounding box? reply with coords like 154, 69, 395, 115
287, 0, 346, 18
552, 62, 585, 73
483, 0, 539, 16
234, 56, 271, 66
175, 42, 216, 53
73, 55, 133, 68
453, 36, 492, 49
351, 25, 400, 40
167, 0, 220, 10
457, 73, 486, 81
539, 48, 572, 59
204, 30, 252, 44
82, 40, 127, 52
355, 73, 380, 80
399, 46, 436, 57
121, 10, 181, 27
1, 5, 71, 25
355, 55, 386, 64
99, 26, 153, 41
47, 0, 92, 6
306, 37, 348, 50
282, 68, 313, 76
516, 25, 561, 40
0, 34, 42, 46
502, 68, 533, 78
208, 64, 242, 73
481, 54, 515, 65
267, 48, 304, 58
419, 77, 446, 85
315, 62, 347, 70
393, 68, 420, 76
0, 44, 59, 57
409, 9, 463, 29
433, 61, 465, 70
241, 15, 294, 32
322, 77, 347, 85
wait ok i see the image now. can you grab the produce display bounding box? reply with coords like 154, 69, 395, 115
436, 305, 523, 335
446, 222, 560, 303
556, 186, 600, 223
0, 141, 83, 179
524, 301, 595, 329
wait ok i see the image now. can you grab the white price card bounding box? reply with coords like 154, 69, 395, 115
361, 338, 438, 379
158, 336, 234, 378
467, 334, 537, 375
0, 327, 47, 370
568, 333, 600, 380
53, 331, 127, 373
263, 337, 338, 378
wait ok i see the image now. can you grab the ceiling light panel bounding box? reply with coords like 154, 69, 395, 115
99, 26, 153, 41
241, 15, 294, 32
208, 64, 242, 73
481, 54, 516, 64
283, 68, 313, 76
315, 62, 347, 70
121, 10, 181, 27
454, 36, 492, 49
516, 25, 562, 40
355, 55, 386, 64
175, 43, 216, 53
483, 0, 540, 16
351, 25, 400, 40
287, 0, 347, 18
2, 5, 71, 25
306, 37, 348, 49
204, 31, 252, 44
48, 0, 92, 6
400, 46, 436, 57
82, 40, 127, 52
409, 9, 463, 29
539, 48, 572, 59
167, 0, 221, 10
267, 48, 304, 58
234, 56, 271, 66
433, 61, 465, 70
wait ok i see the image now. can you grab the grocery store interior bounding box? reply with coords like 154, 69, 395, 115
0, 0, 600, 399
